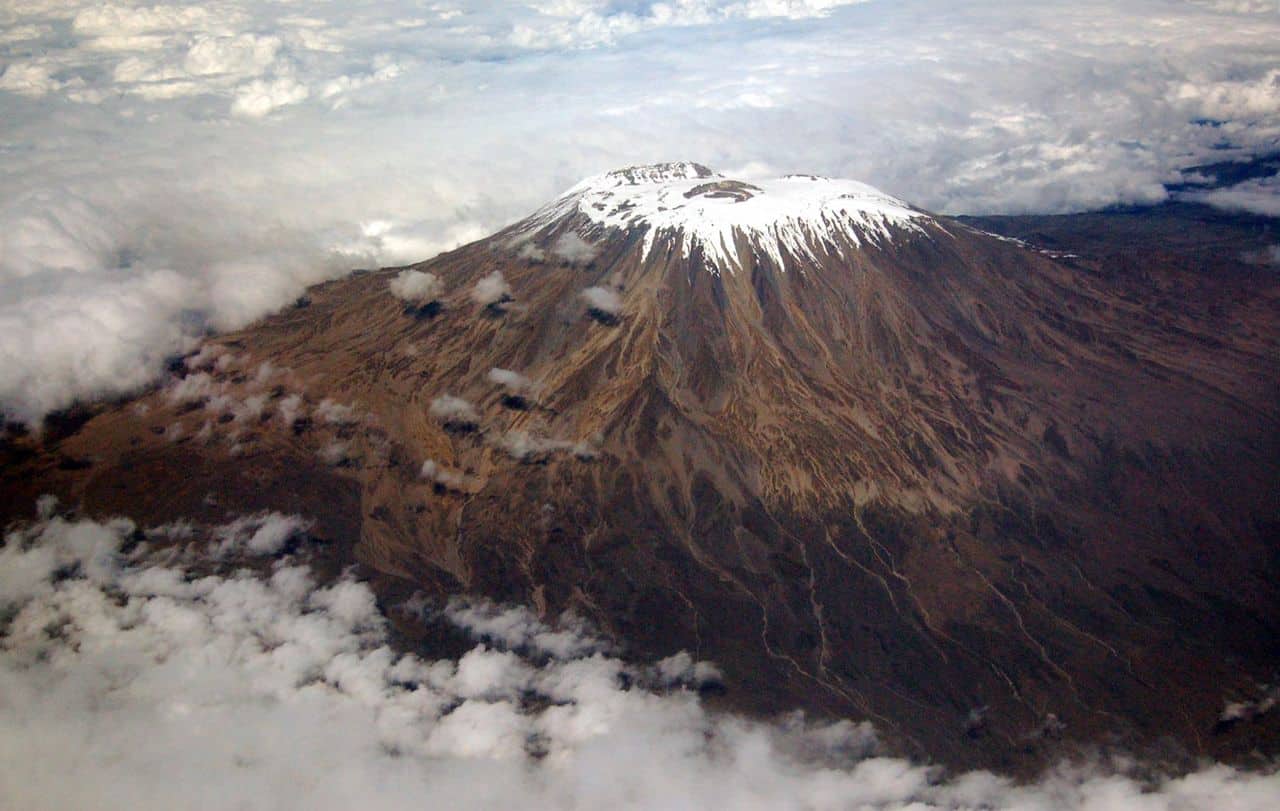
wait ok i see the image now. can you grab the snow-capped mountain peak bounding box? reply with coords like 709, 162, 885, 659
527, 162, 933, 273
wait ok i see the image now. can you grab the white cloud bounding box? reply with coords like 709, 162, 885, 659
420, 458, 473, 490
581, 285, 622, 316
231, 76, 309, 117
513, 0, 869, 49
315, 398, 357, 424
71, 5, 224, 38
429, 394, 480, 427
1181, 172, 1280, 217
1, 510, 1278, 810
278, 392, 305, 426
212, 511, 310, 556
486, 367, 533, 393
0, 62, 60, 96
0, 268, 201, 423
388, 269, 443, 303
318, 438, 352, 464
494, 429, 594, 461
471, 270, 512, 307
551, 231, 597, 262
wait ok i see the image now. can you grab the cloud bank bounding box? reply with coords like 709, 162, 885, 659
2, 509, 1279, 810
2, 0, 1279, 421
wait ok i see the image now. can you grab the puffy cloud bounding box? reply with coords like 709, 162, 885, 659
318, 439, 352, 465
315, 398, 357, 425
420, 458, 473, 490
212, 511, 310, 556
278, 392, 305, 426
470, 270, 512, 307
71, 5, 225, 38
581, 285, 622, 318
444, 598, 604, 659
494, 429, 595, 461
486, 367, 534, 394
231, 76, 309, 117
184, 33, 281, 78
0, 62, 60, 96
0, 268, 201, 424
1180, 172, 1280, 217
551, 231, 597, 262
388, 269, 443, 303
2, 509, 1279, 810
1219, 685, 1280, 724
512, 0, 869, 49
429, 394, 480, 428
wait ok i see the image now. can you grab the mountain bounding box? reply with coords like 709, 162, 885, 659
4, 162, 1279, 771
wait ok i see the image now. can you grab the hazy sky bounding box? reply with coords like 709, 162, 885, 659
1, 0, 1278, 420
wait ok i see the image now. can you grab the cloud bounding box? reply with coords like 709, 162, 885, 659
511, 0, 870, 49
581, 285, 622, 317
1180, 172, 1280, 217
1219, 685, 1280, 724
318, 439, 352, 465
551, 231, 597, 262
494, 429, 595, 461
231, 76, 309, 118
486, 367, 534, 394
315, 398, 357, 425
388, 268, 444, 303
0, 268, 201, 423
420, 458, 473, 490
212, 511, 310, 556
0, 62, 60, 96
2, 509, 1280, 810
470, 270, 512, 307
278, 393, 305, 426
429, 394, 480, 428
2, 0, 1280, 423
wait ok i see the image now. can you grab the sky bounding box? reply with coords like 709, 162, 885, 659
1, 0, 1279, 422
3, 506, 1280, 810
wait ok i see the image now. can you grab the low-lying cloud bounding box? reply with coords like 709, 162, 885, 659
1180, 172, 1280, 217
429, 394, 481, 428
471, 271, 513, 308
581, 285, 623, 317
2, 508, 1279, 810
389, 269, 444, 303
420, 458, 473, 490
487, 367, 535, 394
552, 232, 597, 263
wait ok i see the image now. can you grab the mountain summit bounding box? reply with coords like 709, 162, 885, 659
5, 164, 1278, 769
525, 162, 932, 272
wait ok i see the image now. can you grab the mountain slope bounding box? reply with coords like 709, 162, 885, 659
4, 163, 1279, 770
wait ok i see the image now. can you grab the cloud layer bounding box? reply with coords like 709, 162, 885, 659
2, 508, 1279, 810
2, 0, 1279, 421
